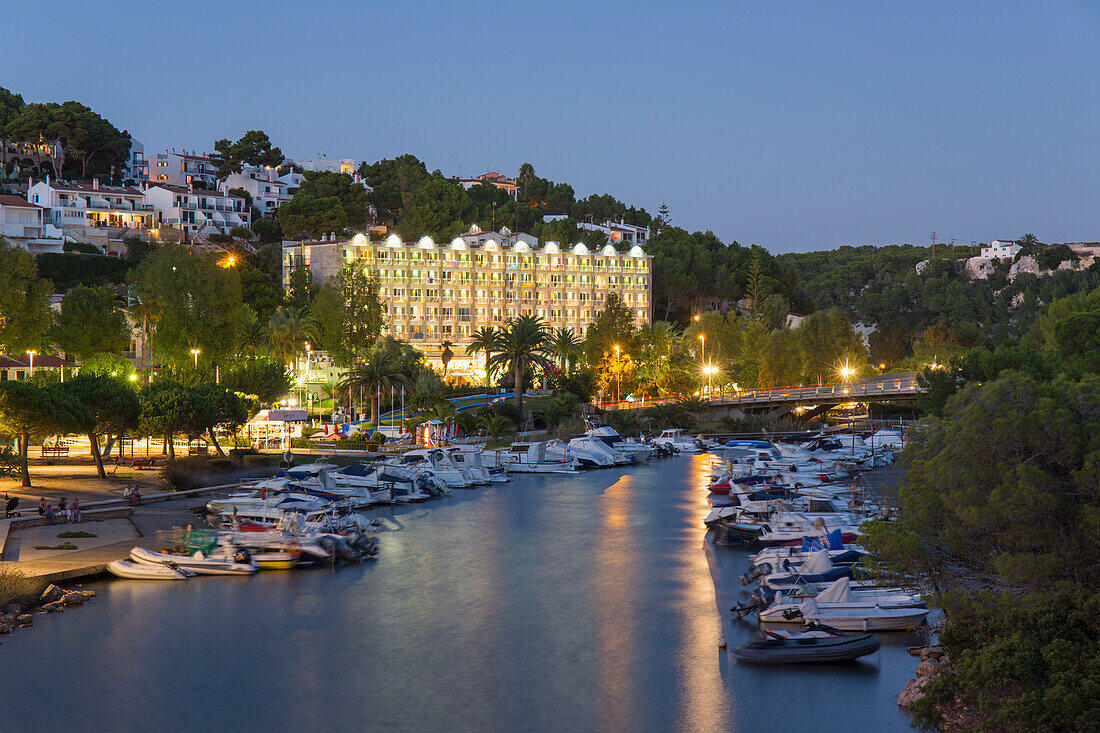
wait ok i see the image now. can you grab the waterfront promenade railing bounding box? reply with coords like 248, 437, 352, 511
592, 375, 922, 412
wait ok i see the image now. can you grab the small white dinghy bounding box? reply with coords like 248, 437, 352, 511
130, 547, 257, 576
107, 558, 193, 580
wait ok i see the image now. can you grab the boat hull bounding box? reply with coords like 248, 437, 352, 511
731, 633, 879, 664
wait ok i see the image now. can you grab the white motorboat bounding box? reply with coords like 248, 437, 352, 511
483, 442, 578, 473
569, 436, 633, 465
392, 449, 472, 487
757, 578, 924, 624
129, 546, 257, 575
586, 424, 653, 461
544, 438, 614, 468
448, 445, 509, 483
107, 558, 193, 580
652, 428, 703, 453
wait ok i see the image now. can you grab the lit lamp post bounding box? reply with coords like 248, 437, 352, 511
26, 350, 36, 378
190, 348, 200, 369
613, 344, 621, 403
703, 364, 717, 396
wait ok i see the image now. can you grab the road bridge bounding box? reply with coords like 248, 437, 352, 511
596, 372, 923, 419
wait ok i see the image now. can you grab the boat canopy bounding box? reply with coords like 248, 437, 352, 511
815, 577, 853, 604
802, 551, 834, 575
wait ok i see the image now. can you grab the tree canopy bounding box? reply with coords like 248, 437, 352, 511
0, 238, 52, 354
210, 130, 284, 179
2, 92, 130, 179
51, 285, 131, 361
127, 245, 245, 371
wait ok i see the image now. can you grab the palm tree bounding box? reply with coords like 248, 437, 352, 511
480, 414, 514, 442
266, 307, 318, 368
1018, 233, 1040, 247
440, 339, 454, 380
238, 320, 266, 359
340, 350, 408, 425
547, 327, 582, 374
466, 327, 501, 388
487, 315, 552, 416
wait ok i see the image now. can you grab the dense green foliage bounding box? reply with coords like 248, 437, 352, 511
51, 285, 130, 360
780, 242, 1100, 362
0, 238, 52, 354
0, 86, 130, 180
210, 130, 283, 180
863, 285, 1100, 731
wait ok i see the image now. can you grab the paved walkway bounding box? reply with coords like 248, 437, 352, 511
1, 454, 166, 507
0, 492, 219, 582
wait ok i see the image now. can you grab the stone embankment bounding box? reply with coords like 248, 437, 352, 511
898, 644, 948, 708
0, 582, 96, 640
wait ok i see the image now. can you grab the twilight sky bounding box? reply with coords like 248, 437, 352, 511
8, 1, 1100, 252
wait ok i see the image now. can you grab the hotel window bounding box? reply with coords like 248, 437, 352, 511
427, 289, 439, 299
411, 289, 422, 298
442, 307, 453, 317
392, 288, 405, 297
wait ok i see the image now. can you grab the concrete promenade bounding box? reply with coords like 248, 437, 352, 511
1, 456, 237, 582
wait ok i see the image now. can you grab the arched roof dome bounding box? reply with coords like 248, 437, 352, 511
601, 244, 617, 256
572, 243, 589, 254
629, 245, 645, 257
543, 241, 560, 254
449, 238, 467, 250
385, 234, 403, 247
351, 233, 368, 245
417, 236, 436, 249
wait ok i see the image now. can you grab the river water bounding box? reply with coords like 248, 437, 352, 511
0, 455, 924, 732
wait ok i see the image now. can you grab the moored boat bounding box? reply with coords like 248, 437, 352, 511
730, 626, 880, 664
107, 558, 193, 580
129, 546, 257, 576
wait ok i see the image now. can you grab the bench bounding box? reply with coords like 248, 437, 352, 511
40, 445, 69, 459
111, 455, 164, 474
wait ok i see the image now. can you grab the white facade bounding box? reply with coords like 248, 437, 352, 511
125, 138, 147, 184
295, 156, 356, 174
145, 184, 251, 236
27, 177, 152, 232
577, 218, 650, 246
979, 240, 1022, 260
0, 195, 62, 253
221, 166, 291, 216
147, 150, 218, 189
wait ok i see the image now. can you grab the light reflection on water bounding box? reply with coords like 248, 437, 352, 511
0, 455, 922, 732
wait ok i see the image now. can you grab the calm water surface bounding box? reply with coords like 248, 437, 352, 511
0, 455, 923, 732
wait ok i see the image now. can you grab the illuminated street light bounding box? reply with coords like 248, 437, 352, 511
190, 348, 201, 368
129, 373, 138, 382
26, 350, 36, 376
613, 344, 621, 403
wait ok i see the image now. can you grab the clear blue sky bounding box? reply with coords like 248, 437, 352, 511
9, 1, 1100, 252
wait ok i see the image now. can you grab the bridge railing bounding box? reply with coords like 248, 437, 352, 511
592, 377, 922, 411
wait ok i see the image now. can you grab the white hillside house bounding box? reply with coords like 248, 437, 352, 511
145, 184, 251, 237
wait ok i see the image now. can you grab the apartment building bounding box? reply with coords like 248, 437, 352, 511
282, 231, 652, 381
125, 138, 147, 184
147, 150, 218, 188
294, 156, 356, 174
27, 177, 152, 232
145, 184, 250, 236
577, 218, 650, 246
0, 195, 62, 253
220, 165, 291, 216
458, 171, 518, 199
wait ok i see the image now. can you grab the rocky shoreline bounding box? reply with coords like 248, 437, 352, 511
0, 583, 96, 639
898, 644, 948, 708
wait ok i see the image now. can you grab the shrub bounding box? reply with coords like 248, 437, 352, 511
0, 566, 43, 606
57, 531, 97, 538
228, 448, 258, 460
34, 542, 77, 551
160, 456, 235, 491
242, 454, 277, 467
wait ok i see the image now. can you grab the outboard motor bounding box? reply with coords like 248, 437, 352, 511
233, 548, 252, 565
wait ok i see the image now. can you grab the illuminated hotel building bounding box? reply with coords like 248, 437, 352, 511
282, 230, 653, 381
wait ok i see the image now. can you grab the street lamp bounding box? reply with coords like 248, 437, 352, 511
613, 344, 621, 403
26, 350, 36, 377
190, 348, 200, 369
703, 364, 717, 396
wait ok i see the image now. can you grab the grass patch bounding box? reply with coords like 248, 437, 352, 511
58, 531, 97, 538
34, 542, 77, 551
0, 565, 43, 606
